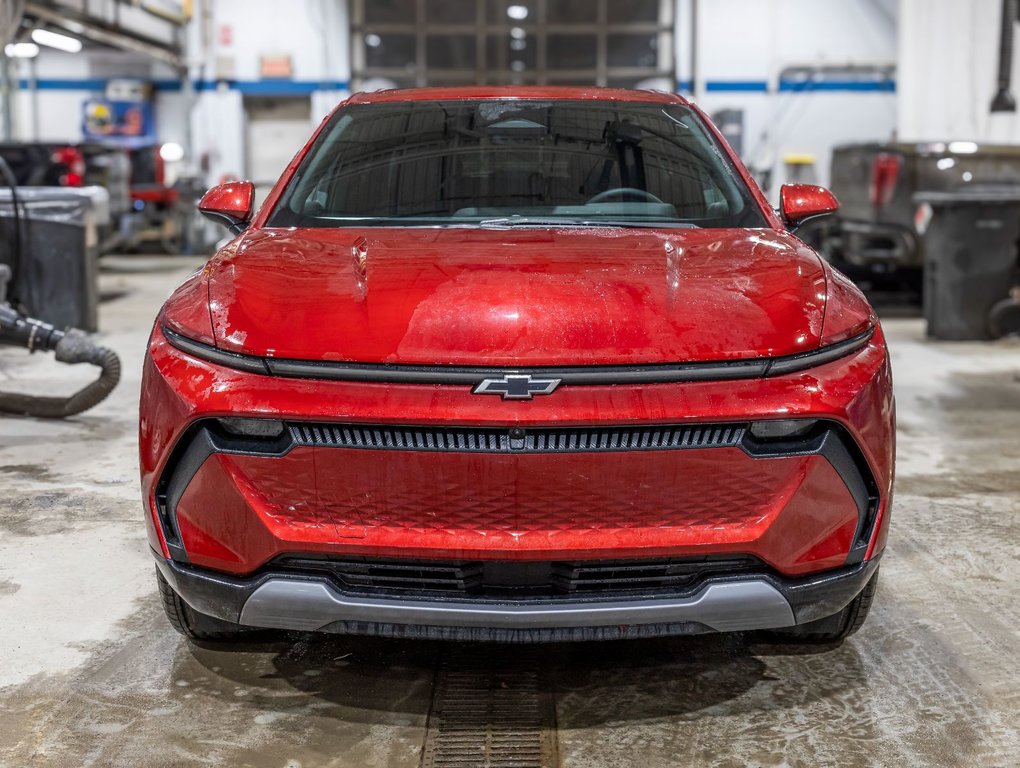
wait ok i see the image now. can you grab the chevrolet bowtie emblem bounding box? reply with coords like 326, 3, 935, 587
473, 374, 562, 400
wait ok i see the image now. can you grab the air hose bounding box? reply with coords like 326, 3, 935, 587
0, 300, 121, 418
989, 291, 1020, 339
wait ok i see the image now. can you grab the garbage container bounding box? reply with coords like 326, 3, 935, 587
915, 190, 1020, 340
0, 186, 110, 332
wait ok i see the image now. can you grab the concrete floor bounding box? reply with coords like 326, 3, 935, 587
1, 257, 1019, 768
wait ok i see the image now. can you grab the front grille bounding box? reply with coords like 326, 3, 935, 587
272, 555, 764, 599
276, 557, 485, 593
550, 558, 759, 593
287, 422, 748, 453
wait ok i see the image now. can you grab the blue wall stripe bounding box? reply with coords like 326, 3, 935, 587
17, 78, 109, 91
20, 76, 894, 96
18, 78, 350, 94
686, 79, 896, 94
705, 80, 770, 93
777, 79, 895, 93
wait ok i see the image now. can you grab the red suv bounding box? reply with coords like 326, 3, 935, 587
141, 87, 893, 644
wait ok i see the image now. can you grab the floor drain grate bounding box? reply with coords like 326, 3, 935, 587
420, 648, 559, 768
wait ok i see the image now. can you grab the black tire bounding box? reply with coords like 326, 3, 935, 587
767, 569, 879, 644
156, 568, 250, 642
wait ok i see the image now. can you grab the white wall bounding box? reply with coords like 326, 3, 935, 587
899, 0, 1020, 142
678, 0, 898, 194
6, 0, 351, 185
6, 0, 898, 193
184, 0, 350, 183
9, 51, 97, 142
188, 0, 349, 84
9, 46, 182, 142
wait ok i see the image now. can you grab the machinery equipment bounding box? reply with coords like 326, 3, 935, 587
0, 157, 120, 417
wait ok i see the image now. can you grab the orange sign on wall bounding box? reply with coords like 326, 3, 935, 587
259, 54, 293, 79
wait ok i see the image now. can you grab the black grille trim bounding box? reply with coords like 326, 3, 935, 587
162, 325, 875, 385
550, 558, 758, 593
287, 422, 748, 453
271, 555, 765, 599
275, 557, 485, 593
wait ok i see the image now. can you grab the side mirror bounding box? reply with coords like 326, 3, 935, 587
780, 184, 839, 230
198, 181, 255, 234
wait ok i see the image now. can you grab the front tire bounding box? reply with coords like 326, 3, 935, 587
768, 568, 879, 644
156, 568, 251, 642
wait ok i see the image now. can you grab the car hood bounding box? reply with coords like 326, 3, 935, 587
207, 227, 828, 366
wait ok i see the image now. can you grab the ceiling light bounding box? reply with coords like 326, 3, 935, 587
4, 43, 40, 58
159, 142, 185, 162
31, 28, 83, 53
506, 5, 529, 20
948, 141, 978, 154
364, 33, 381, 48
510, 27, 527, 39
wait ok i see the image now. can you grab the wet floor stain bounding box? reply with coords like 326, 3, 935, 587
0, 491, 119, 537
0, 464, 58, 482
2, 304, 1020, 767
3, 592, 1018, 768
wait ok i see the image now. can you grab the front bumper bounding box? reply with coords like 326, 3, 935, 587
155, 552, 880, 642
140, 324, 894, 577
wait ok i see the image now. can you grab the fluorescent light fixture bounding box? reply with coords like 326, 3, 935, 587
4, 43, 40, 58
31, 28, 83, 53
948, 141, 979, 154
159, 142, 185, 162
506, 5, 529, 20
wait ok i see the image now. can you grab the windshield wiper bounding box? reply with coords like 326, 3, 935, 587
479, 216, 700, 230
479, 216, 587, 228
585, 220, 701, 229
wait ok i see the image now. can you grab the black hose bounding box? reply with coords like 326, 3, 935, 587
989, 295, 1020, 338
0, 326, 121, 418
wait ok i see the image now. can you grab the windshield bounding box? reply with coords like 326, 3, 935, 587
269, 99, 768, 229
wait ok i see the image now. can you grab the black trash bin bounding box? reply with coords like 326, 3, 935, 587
915, 190, 1020, 340
0, 186, 109, 332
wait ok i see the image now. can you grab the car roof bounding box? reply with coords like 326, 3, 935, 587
345, 85, 690, 106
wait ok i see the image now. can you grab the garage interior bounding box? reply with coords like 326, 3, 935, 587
1, 1, 1019, 767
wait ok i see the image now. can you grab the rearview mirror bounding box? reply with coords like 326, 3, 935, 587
780, 184, 839, 229
198, 181, 255, 234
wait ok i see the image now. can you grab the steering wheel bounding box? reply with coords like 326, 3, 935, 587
586, 187, 665, 205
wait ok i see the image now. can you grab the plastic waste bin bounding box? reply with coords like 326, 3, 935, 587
0, 186, 110, 332
914, 190, 1020, 340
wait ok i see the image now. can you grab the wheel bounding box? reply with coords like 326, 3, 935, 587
767, 569, 879, 644
156, 568, 250, 642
